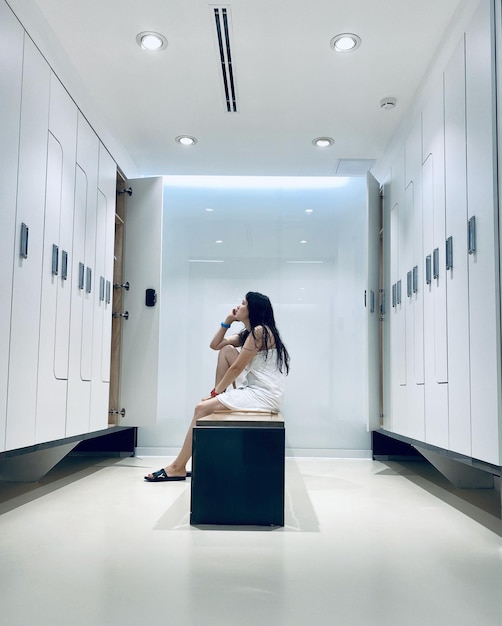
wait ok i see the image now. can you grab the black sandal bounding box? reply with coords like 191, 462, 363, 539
144, 468, 191, 482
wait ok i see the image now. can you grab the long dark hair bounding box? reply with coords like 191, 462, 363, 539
239, 291, 290, 374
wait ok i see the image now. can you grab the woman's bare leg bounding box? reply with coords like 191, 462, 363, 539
215, 344, 239, 388
145, 347, 239, 479
146, 396, 225, 478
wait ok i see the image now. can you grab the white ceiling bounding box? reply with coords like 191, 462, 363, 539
9, 0, 462, 178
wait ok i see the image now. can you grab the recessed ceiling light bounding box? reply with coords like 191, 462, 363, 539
176, 135, 197, 146
136, 31, 168, 51
215, 240, 223, 244
313, 137, 334, 148
330, 33, 361, 53
205, 208, 214, 212
300, 240, 308, 244
305, 209, 313, 214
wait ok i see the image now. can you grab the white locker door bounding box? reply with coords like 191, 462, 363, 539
411, 177, 425, 388
404, 182, 425, 441
35, 75, 77, 444
98, 145, 117, 385
6, 36, 50, 451
389, 201, 404, 433
0, 0, 23, 452
80, 124, 99, 384
66, 115, 99, 437
444, 36, 471, 457
422, 155, 449, 448
398, 189, 409, 390
89, 187, 108, 430
465, 1, 501, 465
89, 144, 116, 431
366, 172, 381, 431
119, 177, 163, 427
388, 149, 407, 435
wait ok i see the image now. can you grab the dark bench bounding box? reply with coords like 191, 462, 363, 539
190, 410, 285, 526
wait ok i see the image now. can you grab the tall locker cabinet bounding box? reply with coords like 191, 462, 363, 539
5, 36, 51, 451
0, 2, 23, 452
35, 74, 78, 444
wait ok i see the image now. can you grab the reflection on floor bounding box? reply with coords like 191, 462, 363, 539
0, 456, 501, 626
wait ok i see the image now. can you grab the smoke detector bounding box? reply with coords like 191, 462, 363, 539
380, 97, 397, 110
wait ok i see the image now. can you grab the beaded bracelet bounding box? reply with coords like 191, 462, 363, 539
221, 322, 231, 329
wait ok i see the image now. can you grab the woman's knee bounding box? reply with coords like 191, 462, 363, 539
219, 344, 238, 363
194, 398, 221, 419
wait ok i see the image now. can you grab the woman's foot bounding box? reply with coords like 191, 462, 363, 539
144, 467, 191, 482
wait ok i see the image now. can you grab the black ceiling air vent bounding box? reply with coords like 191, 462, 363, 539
213, 6, 238, 112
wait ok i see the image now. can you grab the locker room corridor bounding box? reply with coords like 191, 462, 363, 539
0, 455, 501, 626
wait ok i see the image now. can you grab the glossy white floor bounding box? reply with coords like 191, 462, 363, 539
0, 455, 501, 626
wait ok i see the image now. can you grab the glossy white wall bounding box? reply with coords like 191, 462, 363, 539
136, 176, 371, 456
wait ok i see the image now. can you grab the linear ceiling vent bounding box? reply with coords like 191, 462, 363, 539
213, 6, 238, 112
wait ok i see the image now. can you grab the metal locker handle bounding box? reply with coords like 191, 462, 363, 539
433, 248, 439, 280
392, 283, 396, 308
20, 223, 29, 259
407, 271, 412, 297
51, 244, 59, 276
86, 267, 92, 294
397, 280, 402, 305
380, 289, 385, 316
106, 280, 111, 304
426, 255, 432, 285
370, 290, 375, 313
468, 216, 476, 254
412, 265, 418, 293
78, 262, 85, 290
62, 251, 68, 281
100, 276, 105, 302
446, 236, 453, 270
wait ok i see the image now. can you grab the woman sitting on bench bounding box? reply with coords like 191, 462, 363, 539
145, 291, 290, 482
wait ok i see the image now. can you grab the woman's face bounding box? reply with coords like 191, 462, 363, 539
234, 298, 249, 323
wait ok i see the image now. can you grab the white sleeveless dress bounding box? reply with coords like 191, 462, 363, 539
217, 349, 285, 412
